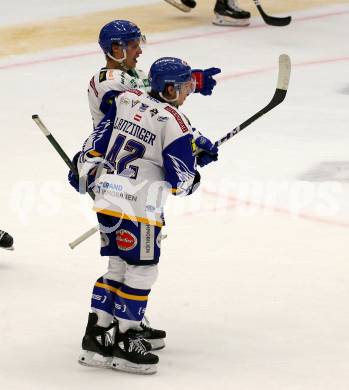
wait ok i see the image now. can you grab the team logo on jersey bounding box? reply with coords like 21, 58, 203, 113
150, 108, 159, 117
139, 103, 149, 112
134, 114, 142, 122
157, 116, 169, 122
168, 154, 195, 183
116, 230, 137, 251
132, 99, 140, 108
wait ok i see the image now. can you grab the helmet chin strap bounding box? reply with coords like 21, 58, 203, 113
107, 48, 129, 70
159, 90, 179, 104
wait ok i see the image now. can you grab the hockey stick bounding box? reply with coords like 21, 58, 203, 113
214, 53, 291, 147
32, 115, 95, 200
163, 0, 193, 13
252, 0, 291, 26
69, 225, 99, 249
68, 54, 291, 249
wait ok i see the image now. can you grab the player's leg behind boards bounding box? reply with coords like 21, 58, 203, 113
213, 0, 250, 26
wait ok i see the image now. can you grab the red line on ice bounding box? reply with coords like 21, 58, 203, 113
0, 8, 348, 70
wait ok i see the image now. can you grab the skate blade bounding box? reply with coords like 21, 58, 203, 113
1, 246, 14, 251
78, 350, 112, 369
213, 14, 250, 27
111, 357, 157, 375
148, 338, 166, 351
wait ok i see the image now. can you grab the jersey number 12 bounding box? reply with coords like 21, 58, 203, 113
106, 134, 146, 179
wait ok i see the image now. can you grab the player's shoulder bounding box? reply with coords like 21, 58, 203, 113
142, 95, 192, 136
92, 68, 132, 88
161, 104, 191, 136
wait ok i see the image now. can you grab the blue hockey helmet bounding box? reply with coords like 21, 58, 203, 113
99, 20, 145, 55
149, 57, 194, 93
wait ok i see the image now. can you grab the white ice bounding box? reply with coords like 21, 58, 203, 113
1, 2, 349, 390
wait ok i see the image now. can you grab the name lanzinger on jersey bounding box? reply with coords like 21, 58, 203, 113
114, 117, 156, 146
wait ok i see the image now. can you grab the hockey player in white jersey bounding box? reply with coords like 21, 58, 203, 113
71, 18, 221, 351
71, 57, 218, 374
88, 20, 222, 128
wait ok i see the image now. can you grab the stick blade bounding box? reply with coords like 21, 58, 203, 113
277, 54, 291, 92
256, 4, 291, 26
263, 14, 291, 27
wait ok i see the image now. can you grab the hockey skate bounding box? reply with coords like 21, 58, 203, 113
111, 328, 159, 375
114, 317, 166, 351
0, 230, 14, 250
213, 0, 251, 27
78, 313, 116, 368
164, 0, 196, 13
136, 320, 166, 351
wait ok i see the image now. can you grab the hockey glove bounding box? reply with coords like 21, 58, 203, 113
195, 135, 218, 167
68, 152, 98, 194
68, 152, 81, 192
192, 67, 221, 96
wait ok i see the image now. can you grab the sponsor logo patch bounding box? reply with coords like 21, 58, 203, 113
128, 89, 143, 96
120, 96, 130, 105
164, 106, 188, 133
157, 116, 169, 122
116, 229, 137, 251
139, 103, 149, 112
99, 70, 107, 82
134, 114, 142, 122
150, 108, 159, 117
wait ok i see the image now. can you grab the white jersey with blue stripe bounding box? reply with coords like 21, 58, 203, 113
81, 89, 198, 227
88, 67, 150, 128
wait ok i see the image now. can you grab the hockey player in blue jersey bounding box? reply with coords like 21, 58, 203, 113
70, 57, 218, 374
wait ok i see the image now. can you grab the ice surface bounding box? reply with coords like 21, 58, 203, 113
1, 2, 349, 389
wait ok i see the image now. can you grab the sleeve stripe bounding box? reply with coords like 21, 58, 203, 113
164, 106, 188, 133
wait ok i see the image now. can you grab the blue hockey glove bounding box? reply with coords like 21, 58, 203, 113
192, 67, 221, 96
68, 152, 81, 192
195, 135, 218, 167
